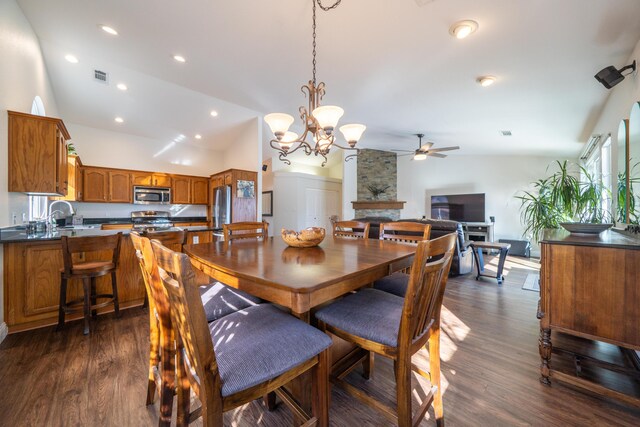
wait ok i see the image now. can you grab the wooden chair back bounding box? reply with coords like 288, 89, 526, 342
151, 240, 222, 406
398, 233, 457, 351
379, 222, 431, 243
223, 221, 269, 241
61, 232, 122, 276
332, 221, 370, 239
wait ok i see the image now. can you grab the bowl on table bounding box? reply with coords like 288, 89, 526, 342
281, 227, 326, 248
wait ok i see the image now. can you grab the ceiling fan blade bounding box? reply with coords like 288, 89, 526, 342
428, 153, 447, 158
418, 142, 434, 151
428, 146, 460, 153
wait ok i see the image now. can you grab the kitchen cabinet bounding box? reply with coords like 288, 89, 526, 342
209, 169, 258, 223
3, 238, 144, 332
8, 111, 70, 195
192, 177, 209, 205
108, 170, 132, 202
172, 176, 192, 204
133, 172, 172, 187
51, 155, 83, 202
186, 230, 213, 245
82, 167, 108, 202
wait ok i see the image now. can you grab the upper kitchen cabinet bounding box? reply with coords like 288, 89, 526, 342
8, 111, 70, 195
132, 172, 172, 187
172, 176, 192, 204
82, 167, 108, 202
108, 170, 132, 203
51, 154, 83, 202
192, 177, 209, 205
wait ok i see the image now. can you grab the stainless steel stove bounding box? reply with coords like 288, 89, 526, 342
131, 210, 173, 232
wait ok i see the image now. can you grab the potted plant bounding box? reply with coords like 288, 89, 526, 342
517, 160, 612, 241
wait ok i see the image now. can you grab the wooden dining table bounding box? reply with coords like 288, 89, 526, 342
184, 236, 417, 321
184, 236, 417, 420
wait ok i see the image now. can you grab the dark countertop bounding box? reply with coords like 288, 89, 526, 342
541, 228, 640, 250
0, 224, 217, 244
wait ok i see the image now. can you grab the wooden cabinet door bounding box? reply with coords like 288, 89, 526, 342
56, 128, 68, 196
172, 176, 192, 204
83, 168, 108, 202
109, 171, 131, 202
131, 172, 153, 186
153, 174, 172, 187
192, 178, 208, 204
23, 243, 67, 317
224, 173, 233, 185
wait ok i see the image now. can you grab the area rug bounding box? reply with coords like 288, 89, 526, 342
522, 273, 540, 292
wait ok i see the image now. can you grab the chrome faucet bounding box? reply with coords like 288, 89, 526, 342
47, 200, 76, 230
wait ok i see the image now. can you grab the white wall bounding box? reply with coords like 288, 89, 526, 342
0, 0, 60, 337
397, 154, 573, 242
589, 39, 640, 185
68, 123, 224, 176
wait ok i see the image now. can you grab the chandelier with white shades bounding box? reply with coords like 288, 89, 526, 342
264, 0, 366, 167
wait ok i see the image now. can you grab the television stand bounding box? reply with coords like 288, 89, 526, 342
462, 222, 494, 244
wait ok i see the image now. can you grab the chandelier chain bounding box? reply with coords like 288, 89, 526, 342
312, 0, 341, 84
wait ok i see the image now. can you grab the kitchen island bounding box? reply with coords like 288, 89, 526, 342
1, 224, 216, 333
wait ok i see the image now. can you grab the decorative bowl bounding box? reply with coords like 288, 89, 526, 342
559, 222, 613, 234
281, 227, 326, 248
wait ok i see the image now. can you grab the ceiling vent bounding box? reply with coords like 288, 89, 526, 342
414, 0, 435, 6
500, 130, 512, 136
93, 69, 109, 84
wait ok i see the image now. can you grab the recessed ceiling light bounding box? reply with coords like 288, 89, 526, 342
116, 83, 128, 91
114, 117, 124, 123
65, 54, 78, 63
449, 20, 479, 39
477, 76, 496, 87
210, 110, 218, 117
173, 55, 186, 63
100, 25, 118, 36
195, 134, 202, 139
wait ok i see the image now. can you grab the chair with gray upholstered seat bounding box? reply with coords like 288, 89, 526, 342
151, 239, 332, 427
130, 231, 260, 426
315, 233, 457, 427
332, 220, 371, 239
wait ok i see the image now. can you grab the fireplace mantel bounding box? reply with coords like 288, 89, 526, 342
351, 200, 406, 210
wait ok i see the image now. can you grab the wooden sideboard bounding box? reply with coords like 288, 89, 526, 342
539, 229, 640, 406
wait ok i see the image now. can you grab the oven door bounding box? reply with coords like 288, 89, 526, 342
133, 187, 170, 205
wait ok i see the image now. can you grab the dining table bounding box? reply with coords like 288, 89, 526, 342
184, 235, 417, 320
184, 235, 418, 420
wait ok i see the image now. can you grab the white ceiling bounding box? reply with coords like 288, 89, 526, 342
17, 0, 640, 158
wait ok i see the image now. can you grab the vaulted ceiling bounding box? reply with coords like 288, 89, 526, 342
17, 0, 640, 157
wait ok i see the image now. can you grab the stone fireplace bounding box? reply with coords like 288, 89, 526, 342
353, 149, 405, 220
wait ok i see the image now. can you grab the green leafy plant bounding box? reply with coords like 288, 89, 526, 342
67, 142, 77, 155
366, 184, 390, 200
617, 162, 640, 224
517, 160, 612, 241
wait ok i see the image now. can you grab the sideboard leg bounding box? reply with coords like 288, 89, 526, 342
539, 327, 552, 385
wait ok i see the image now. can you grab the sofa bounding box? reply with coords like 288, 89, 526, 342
353, 217, 474, 276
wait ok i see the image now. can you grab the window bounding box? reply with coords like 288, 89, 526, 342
28, 195, 47, 221
30, 96, 45, 116
581, 135, 612, 221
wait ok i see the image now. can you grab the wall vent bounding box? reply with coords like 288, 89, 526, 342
94, 69, 109, 84
500, 130, 512, 136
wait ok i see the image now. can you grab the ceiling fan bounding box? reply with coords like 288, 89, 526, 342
392, 134, 460, 160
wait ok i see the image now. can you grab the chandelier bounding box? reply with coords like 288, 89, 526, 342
264, 0, 366, 167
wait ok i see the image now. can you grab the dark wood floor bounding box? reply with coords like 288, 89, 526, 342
1, 255, 639, 426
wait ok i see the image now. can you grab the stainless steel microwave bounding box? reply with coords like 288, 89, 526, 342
133, 186, 171, 205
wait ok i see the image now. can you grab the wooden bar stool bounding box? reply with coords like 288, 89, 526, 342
57, 233, 122, 335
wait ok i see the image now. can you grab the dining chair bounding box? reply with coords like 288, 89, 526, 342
374, 222, 432, 297
58, 232, 122, 335
222, 221, 269, 241
151, 240, 332, 427
332, 220, 371, 239
130, 232, 261, 426
315, 233, 457, 427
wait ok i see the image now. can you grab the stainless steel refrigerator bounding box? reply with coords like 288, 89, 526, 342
213, 185, 231, 229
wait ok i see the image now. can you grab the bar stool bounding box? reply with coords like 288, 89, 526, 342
57, 233, 123, 335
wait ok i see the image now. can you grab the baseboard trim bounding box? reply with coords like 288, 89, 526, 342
0, 322, 8, 344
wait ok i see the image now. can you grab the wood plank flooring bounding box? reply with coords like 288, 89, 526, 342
0, 255, 638, 426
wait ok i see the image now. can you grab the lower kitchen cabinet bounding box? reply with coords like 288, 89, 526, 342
3, 237, 144, 332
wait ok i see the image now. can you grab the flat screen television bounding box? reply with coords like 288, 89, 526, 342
430, 193, 485, 223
